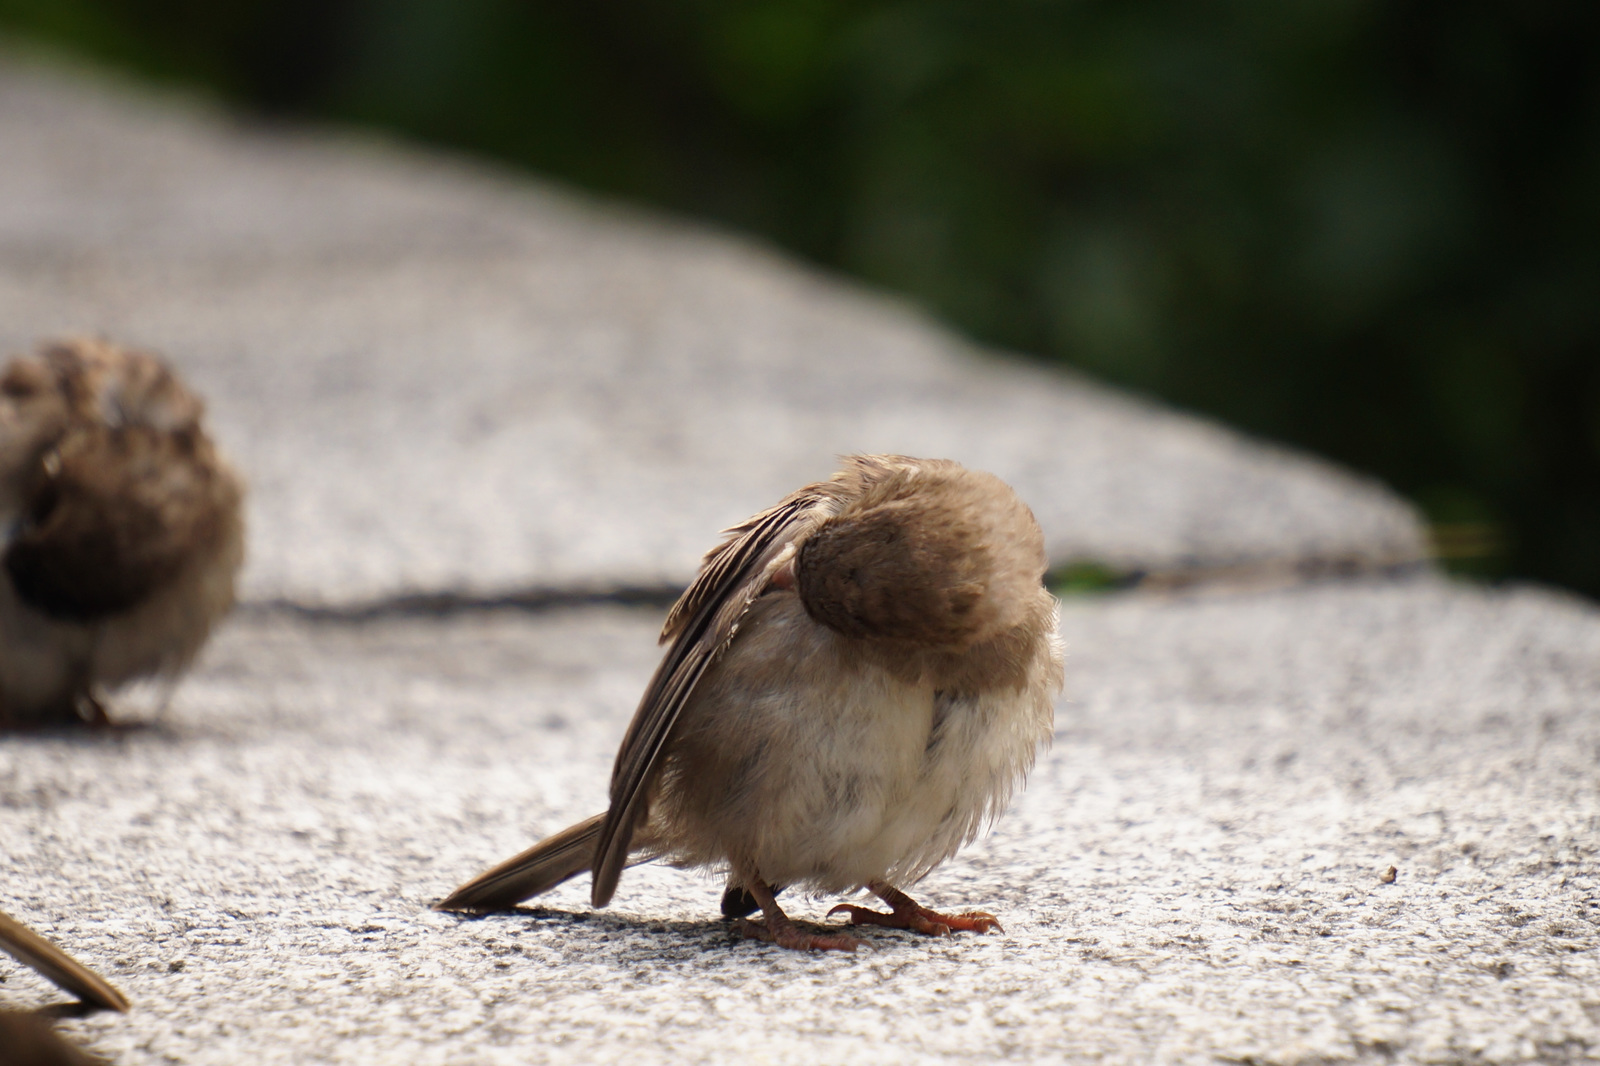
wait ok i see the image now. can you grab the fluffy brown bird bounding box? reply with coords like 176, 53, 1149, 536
0, 338, 244, 727
439, 455, 1063, 950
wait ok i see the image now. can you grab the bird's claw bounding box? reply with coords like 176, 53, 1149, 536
827, 902, 1003, 937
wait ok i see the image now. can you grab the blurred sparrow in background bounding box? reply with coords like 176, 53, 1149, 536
0, 338, 244, 727
440, 455, 1063, 951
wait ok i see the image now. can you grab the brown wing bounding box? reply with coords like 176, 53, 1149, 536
658, 455, 919, 644
590, 486, 836, 907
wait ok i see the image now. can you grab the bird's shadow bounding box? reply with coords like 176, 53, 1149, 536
438, 904, 926, 958
0, 717, 180, 742
31, 999, 111, 1019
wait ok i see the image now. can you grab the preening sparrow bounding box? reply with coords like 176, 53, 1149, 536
440, 455, 1062, 950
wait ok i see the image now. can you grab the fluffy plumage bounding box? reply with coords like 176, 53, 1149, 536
0, 338, 244, 726
440, 455, 1063, 950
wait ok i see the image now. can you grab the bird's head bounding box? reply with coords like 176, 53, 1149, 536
795, 458, 1046, 651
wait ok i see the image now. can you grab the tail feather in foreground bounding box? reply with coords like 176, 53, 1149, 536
0, 908, 129, 1012
436, 815, 604, 912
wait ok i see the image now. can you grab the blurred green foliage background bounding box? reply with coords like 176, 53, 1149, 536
2, 0, 1597, 595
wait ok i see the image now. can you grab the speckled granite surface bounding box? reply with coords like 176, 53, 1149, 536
5, 576, 1597, 1064
1, 43, 1594, 1066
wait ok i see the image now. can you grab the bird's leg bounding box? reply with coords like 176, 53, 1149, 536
721, 878, 790, 919
76, 691, 112, 728
734, 873, 863, 952
828, 882, 1004, 936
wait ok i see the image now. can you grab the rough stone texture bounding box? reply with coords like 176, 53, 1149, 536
2, 45, 1595, 1066
0, 50, 1423, 608
4, 576, 1598, 1064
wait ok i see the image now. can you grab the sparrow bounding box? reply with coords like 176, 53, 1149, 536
0, 338, 245, 727
439, 455, 1064, 951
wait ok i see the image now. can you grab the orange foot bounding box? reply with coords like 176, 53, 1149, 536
828, 882, 1005, 937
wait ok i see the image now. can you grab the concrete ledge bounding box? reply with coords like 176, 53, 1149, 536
4, 575, 1596, 1063
0, 52, 1424, 608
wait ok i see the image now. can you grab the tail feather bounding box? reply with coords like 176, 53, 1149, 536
436, 814, 605, 912
0, 908, 130, 1012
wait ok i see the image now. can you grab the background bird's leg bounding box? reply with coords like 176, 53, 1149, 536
74, 691, 111, 728
733, 871, 862, 952
828, 881, 1004, 936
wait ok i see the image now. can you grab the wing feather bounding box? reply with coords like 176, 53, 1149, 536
590, 487, 835, 907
